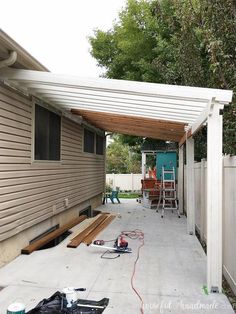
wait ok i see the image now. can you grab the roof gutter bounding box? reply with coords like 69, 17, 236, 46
0, 50, 17, 69
0, 29, 48, 71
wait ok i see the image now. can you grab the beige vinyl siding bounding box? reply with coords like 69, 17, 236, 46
0, 84, 105, 241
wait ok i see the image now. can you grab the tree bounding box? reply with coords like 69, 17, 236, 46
106, 134, 178, 173
90, 0, 236, 158
106, 135, 141, 173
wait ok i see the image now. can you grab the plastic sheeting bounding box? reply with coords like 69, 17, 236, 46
27, 291, 109, 314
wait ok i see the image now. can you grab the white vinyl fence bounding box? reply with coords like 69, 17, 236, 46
186, 156, 236, 295
108, 158, 236, 294
106, 173, 142, 192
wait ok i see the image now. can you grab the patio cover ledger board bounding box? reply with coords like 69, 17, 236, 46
0, 67, 233, 142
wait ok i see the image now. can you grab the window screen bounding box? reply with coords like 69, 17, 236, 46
84, 128, 95, 153
34, 104, 61, 161
96, 135, 104, 155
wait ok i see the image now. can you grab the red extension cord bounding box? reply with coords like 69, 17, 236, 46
121, 230, 145, 314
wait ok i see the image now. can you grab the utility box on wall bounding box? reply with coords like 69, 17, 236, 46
156, 151, 177, 180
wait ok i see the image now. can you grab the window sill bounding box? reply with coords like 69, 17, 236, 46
31, 160, 62, 167
82, 151, 104, 158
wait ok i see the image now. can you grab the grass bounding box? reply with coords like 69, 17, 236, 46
118, 193, 140, 199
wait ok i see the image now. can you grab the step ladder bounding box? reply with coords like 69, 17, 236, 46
157, 167, 180, 218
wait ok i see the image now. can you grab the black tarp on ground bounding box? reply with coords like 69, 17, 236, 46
27, 292, 109, 314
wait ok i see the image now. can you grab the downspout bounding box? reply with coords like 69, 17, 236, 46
0, 51, 17, 69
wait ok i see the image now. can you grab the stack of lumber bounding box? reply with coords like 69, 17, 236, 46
67, 213, 115, 248
21, 215, 87, 254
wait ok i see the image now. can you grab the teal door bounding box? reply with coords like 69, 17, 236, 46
156, 151, 177, 180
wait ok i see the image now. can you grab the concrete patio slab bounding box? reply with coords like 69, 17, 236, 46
0, 199, 234, 313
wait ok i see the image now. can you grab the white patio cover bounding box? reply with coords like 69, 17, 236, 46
0, 67, 233, 142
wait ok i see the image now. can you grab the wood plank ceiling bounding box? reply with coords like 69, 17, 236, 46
72, 109, 185, 141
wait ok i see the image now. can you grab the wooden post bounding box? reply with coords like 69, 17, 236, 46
207, 103, 223, 293
186, 137, 195, 235
178, 145, 184, 214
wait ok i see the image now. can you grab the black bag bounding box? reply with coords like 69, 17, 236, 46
27, 291, 109, 314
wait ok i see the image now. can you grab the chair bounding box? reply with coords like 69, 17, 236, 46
108, 190, 121, 204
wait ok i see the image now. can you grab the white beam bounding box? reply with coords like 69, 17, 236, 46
190, 99, 224, 136
142, 153, 146, 179
186, 137, 195, 235
207, 104, 223, 293
178, 145, 184, 214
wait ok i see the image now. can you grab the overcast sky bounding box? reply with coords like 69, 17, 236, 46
0, 0, 126, 77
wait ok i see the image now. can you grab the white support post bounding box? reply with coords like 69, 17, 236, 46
141, 152, 146, 179
131, 173, 134, 192
178, 145, 184, 214
207, 103, 223, 293
186, 137, 195, 235
112, 173, 115, 190
200, 159, 206, 242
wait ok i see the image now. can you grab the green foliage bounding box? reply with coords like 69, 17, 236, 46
106, 134, 178, 172
117, 134, 143, 153
106, 136, 141, 173
90, 0, 236, 158
105, 183, 112, 192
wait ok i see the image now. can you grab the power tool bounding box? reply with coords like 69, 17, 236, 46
115, 235, 128, 249
92, 235, 132, 253
93, 240, 105, 246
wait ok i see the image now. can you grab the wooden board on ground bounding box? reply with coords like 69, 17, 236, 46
83, 215, 116, 245
21, 215, 87, 255
67, 214, 108, 248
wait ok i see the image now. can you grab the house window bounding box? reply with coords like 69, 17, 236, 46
84, 128, 95, 153
96, 134, 104, 155
34, 104, 61, 161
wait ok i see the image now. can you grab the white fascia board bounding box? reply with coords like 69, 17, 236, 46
0, 67, 233, 103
